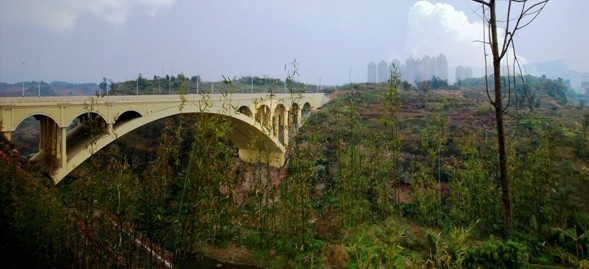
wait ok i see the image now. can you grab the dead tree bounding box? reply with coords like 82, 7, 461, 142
472, 0, 549, 230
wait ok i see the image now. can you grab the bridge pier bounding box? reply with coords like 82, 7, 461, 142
60, 127, 66, 167
37, 116, 67, 168
288, 107, 301, 135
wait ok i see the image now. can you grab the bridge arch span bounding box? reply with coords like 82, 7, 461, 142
302, 102, 312, 119
115, 110, 143, 126
73, 111, 109, 127
54, 105, 285, 184
237, 106, 253, 118
12, 112, 59, 132
255, 105, 271, 129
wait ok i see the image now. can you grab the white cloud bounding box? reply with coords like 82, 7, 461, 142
1, 0, 175, 33
405, 1, 484, 68
137, 0, 175, 16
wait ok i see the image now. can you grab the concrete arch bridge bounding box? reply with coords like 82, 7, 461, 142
0, 93, 327, 184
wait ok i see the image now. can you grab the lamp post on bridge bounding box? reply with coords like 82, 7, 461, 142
131, 60, 138, 95
21, 62, 25, 97
106, 66, 111, 96
37, 56, 41, 97
197, 76, 199, 94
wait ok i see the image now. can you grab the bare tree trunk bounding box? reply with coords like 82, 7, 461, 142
488, 0, 512, 230
475, 0, 549, 230
479, 0, 511, 230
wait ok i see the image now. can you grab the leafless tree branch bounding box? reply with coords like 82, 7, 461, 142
472, 0, 490, 6
499, 0, 548, 60
481, 3, 495, 106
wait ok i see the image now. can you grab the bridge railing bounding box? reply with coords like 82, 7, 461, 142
0, 93, 322, 104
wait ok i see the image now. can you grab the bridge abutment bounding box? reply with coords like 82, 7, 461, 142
1, 131, 11, 141
238, 148, 285, 168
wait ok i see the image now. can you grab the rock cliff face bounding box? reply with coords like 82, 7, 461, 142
95, 115, 287, 208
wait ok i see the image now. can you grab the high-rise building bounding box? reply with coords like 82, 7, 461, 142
405, 57, 418, 83
437, 54, 448, 81
456, 65, 473, 81
422, 55, 435, 82
373, 54, 449, 85
378, 60, 388, 83
367, 62, 376, 83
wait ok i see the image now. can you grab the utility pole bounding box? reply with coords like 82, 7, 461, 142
107, 66, 111, 95
251, 76, 253, 93
136, 74, 139, 95
37, 56, 41, 97
319, 77, 322, 93
21, 62, 25, 97
349, 66, 352, 84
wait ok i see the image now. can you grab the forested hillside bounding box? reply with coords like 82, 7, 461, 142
1, 74, 589, 268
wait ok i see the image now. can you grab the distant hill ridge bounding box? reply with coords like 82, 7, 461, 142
0, 81, 98, 97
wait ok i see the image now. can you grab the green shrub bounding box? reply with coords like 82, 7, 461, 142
467, 236, 530, 268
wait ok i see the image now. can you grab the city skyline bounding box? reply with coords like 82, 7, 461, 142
369, 54, 449, 84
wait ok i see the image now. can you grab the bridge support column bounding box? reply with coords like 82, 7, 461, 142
38, 116, 66, 168
268, 109, 274, 133
273, 112, 282, 139
39, 116, 50, 155
59, 127, 66, 168
288, 108, 301, 134
282, 111, 289, 146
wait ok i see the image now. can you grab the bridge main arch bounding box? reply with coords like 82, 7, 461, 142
53, 104, 286, 184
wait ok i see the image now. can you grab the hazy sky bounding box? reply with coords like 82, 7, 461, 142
1, 0, 587, 85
